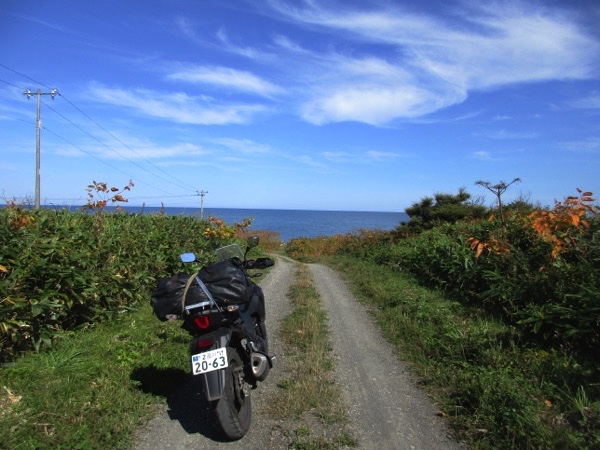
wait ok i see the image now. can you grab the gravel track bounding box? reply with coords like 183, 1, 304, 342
308, 263, 462, 450
133, 257, 462, 450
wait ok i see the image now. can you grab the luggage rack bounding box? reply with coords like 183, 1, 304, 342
184, 274, 223, 315
184, 300, 212, 313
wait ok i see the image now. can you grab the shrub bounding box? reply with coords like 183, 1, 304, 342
334, 189, 600, 355
0, 206, 250, 362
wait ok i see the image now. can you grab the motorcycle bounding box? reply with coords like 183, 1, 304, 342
150, 236, 275, 440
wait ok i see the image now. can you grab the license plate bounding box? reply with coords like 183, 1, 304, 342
191, 348, 228, 375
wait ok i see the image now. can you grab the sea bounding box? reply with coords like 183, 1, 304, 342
200, 208, 409, 242
39, 205, 409, 242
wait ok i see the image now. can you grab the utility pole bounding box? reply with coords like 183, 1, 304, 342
197, 190, 208, 219
23, 88, 59, 208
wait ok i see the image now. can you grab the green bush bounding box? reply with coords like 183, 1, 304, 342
0, 206, 240, 362
340, 209, 599, 356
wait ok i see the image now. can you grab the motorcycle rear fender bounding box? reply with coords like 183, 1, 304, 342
190, 328, 232, 401
202, 367, 226, 402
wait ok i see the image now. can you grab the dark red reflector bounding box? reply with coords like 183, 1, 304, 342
193, 315, 210, 330
197, 339, 214, 349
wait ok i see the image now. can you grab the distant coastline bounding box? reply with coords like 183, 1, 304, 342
3, 205, 409, 242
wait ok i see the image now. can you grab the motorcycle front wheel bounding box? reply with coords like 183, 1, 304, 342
213, 347, 251, 440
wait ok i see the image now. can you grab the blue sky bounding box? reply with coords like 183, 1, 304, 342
1, 0, 599, 212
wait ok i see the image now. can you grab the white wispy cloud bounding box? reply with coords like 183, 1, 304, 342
210, 138, 272, 154
89, 84, 267, 125
216, 28, 273, 61
474, 129, 538, 140
282, 152, 329, 171
471, 150, 495, 161
560, 137, 600, 153
365, 150, 402, 161
322, 151, 353, 163
569, 92, 600, 110
301, 83, 462, 125
166, 65, 284, 97
323, 149, 404, 163
265, 0, 600, 125
174, 16, 197, 41
54, 138, 207, 161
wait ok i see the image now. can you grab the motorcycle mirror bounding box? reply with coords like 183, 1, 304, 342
247, 236, 259, 248
180, 252, 196, 263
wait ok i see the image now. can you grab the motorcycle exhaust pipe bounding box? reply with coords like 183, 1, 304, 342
251, 352, 275, 382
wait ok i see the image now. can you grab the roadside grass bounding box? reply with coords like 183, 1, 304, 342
265, 263, 357, 449
0, 305, 189, 449
327, 255, 600, 450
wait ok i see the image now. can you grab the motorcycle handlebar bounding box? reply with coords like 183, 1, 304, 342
244, 257, 275, 270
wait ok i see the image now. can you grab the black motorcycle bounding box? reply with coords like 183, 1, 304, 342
150, 236, 275, 440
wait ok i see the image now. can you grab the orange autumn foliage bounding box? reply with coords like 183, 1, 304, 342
528, 189, 597, 260
469, 189, 598, 261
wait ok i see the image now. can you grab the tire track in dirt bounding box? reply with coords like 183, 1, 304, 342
308, 263, 463, 450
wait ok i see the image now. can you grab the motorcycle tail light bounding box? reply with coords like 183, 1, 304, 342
197, 338, 214, 349
193, 315, 210, 330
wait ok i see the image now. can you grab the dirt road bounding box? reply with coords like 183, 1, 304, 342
308, 263, 462, 450
133, 256, 462, 450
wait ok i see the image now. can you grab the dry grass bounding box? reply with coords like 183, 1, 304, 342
236, 229, 284, 253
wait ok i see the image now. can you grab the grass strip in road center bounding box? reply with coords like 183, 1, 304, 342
265, 263, 357, 449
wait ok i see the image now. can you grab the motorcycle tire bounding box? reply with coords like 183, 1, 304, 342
213, 347, 251, 440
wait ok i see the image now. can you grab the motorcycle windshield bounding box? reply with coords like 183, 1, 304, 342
215, 244, 244, 262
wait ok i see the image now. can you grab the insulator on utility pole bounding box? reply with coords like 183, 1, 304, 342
23, 88, 59, 208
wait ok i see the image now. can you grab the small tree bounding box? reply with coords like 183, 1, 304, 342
475, 178, 521, 225
395, 188, 487, 235
82, 180, 134, 235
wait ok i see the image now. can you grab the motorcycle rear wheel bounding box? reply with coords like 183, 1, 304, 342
213, 347, 251, 440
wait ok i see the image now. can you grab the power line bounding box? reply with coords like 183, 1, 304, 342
41, 126, 161, 187
57, 92, 200, 193
0, 78, 23, 90
2, 63, 204, 202
0, 63, 53, 90
41, 100, 195, 196
0, 111, 34, 125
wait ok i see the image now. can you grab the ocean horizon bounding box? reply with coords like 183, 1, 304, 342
10, 205, 410, 242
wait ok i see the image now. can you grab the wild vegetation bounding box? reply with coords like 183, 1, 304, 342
1, 182, 598, 448
0, 183, 259, 362
0, 306, 191, 449
0, 183, 280, 448
287, 187, 600, 449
